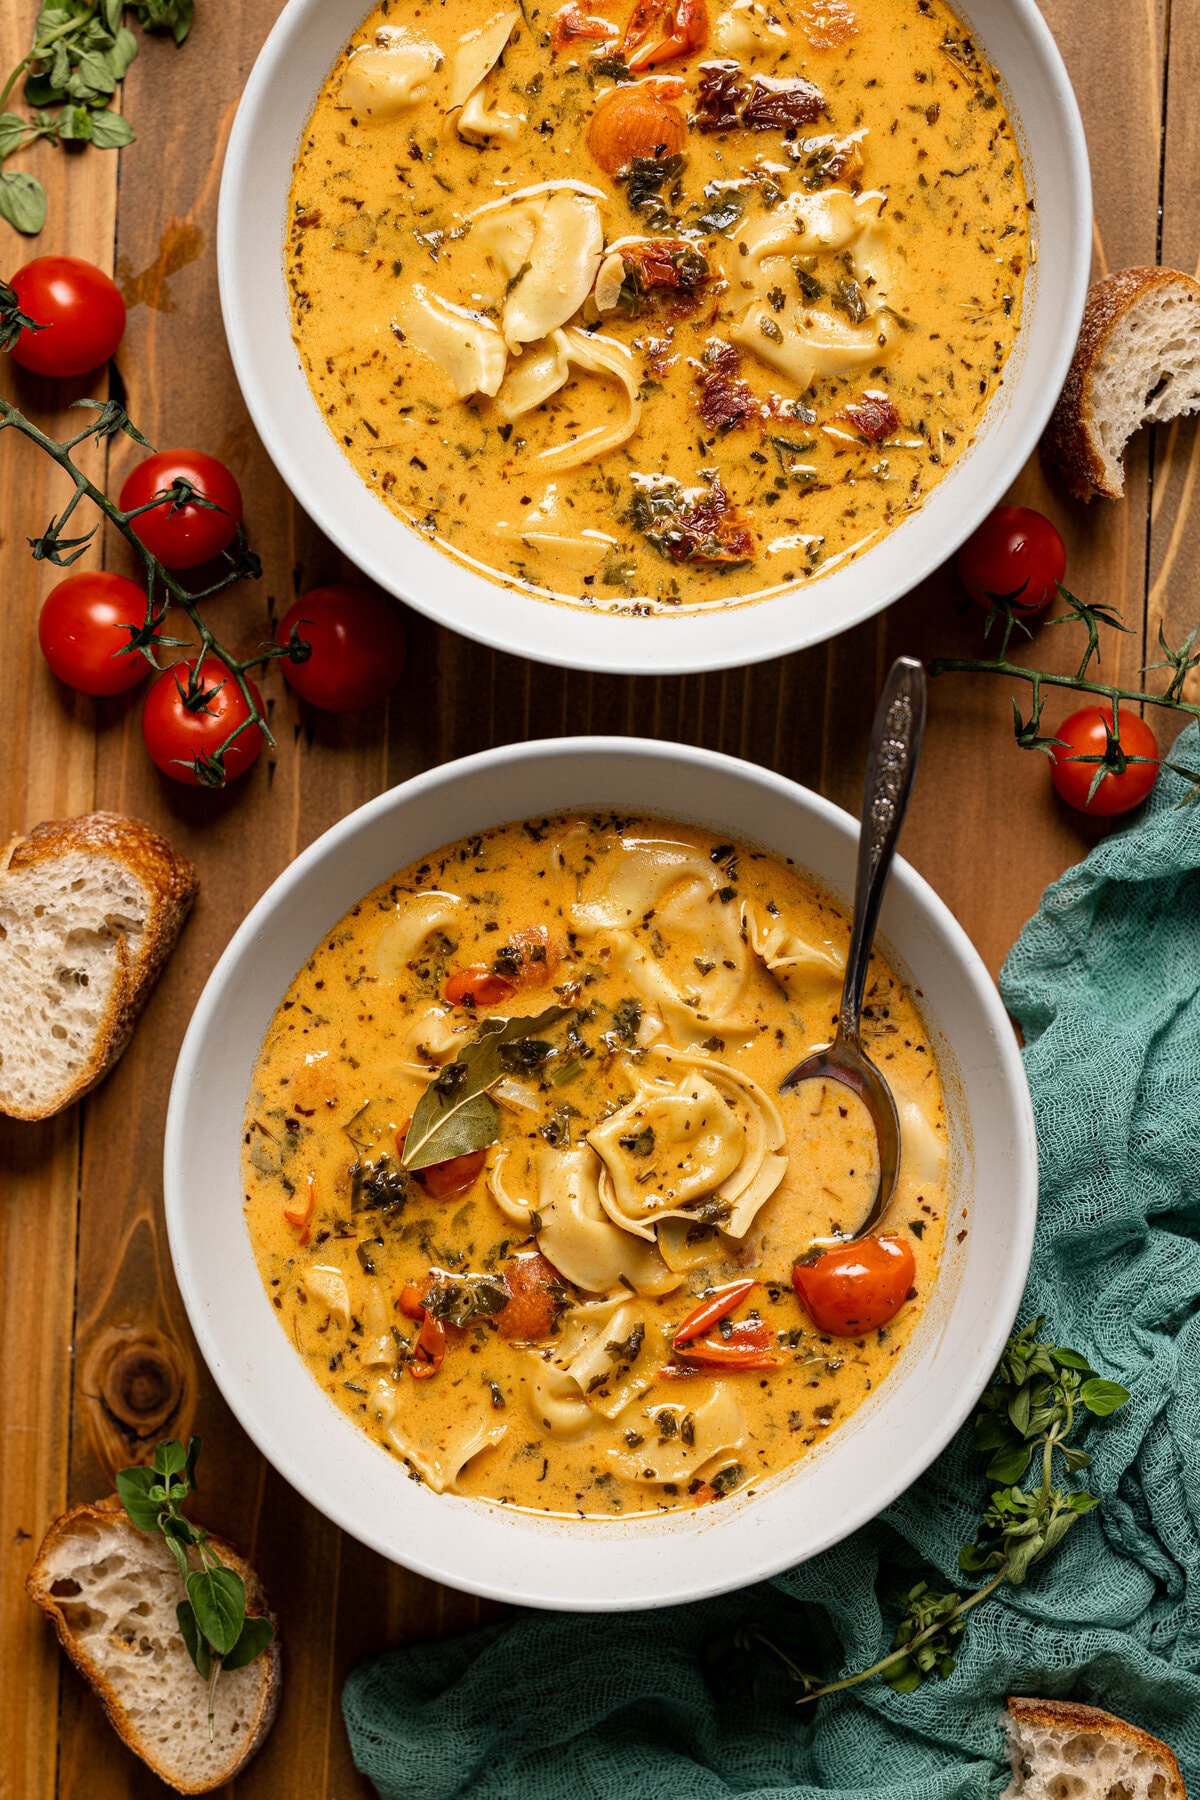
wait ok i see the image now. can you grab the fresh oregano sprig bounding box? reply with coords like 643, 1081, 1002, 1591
0, 0, 193, 235
0, 387, 305, 784
706, 1319, 1130, 1704
929, 586, 1200, 805
116, 1437, 274, 1735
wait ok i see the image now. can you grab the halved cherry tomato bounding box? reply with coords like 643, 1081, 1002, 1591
444, 968, 517, 1007
670, 1279, 779, 1369
1049, 706, 1158, 817
792, 1235, 916, 1336
410, 1311, 446, 1379
496, 926, 560, 989
397, 1119, 489, 1200
957, 505, 1066, 613
283, 1170, 317, 1245
496, 1250, 563, 1342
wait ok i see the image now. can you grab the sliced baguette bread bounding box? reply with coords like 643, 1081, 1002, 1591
0, 811, 198, 1121
1043, 266, 1200, 500
27, 1496, 280, 1794
1003, 1695, 1187, 1800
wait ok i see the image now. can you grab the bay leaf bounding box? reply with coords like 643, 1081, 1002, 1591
402, 1004, 569, 1171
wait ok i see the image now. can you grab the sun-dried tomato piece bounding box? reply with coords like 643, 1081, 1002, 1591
671, 477, 754, 563
692, 58, 747, 131
841, 392, 899, 442
696, 340, 758, 433
624, 239, 710, 291
742, 75, 827, 129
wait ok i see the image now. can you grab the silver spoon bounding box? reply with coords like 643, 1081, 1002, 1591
780, 655, 927, 1242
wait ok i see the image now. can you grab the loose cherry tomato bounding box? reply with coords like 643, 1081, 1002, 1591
119, 451, 243, 570
397, 1119, 489, 1200
38, 571, 149, 696
6, 256, 126, 377
1049, 706, 1159, 816
276, 584, 407, 712
141, 656, 265, 785
444, 968, 518, 1007
409, 1310, 447, 1379
495, 1250, 563, 1342
792, 1235, 916, 1336
496, 925, 559, 988
957, 505, 1066, 612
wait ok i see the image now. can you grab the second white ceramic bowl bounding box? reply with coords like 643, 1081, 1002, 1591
217, 0, 1090, 676
165, 738, 1037, 1609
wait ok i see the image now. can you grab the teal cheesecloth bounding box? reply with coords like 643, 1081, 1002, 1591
343, 735, 1200, 1800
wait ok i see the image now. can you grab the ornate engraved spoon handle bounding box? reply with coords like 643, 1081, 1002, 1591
839, 657, 927, 1041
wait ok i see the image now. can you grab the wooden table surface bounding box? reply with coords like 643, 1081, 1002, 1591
0, 0, 1193, 1792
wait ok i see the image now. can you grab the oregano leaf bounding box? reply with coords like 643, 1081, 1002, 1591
176, 1601, 211, 1678
186, 1566, 246, 1658
0, 170, 47, 235
222, 1613, 275, 1671
1080, 1377, 1130, 1417
115, 1466, 160, 1534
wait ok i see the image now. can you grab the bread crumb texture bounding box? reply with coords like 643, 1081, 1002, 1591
1043, 267, 1200, 500
1004, 1696, 1187, 1800
0, 812, 197, 1120
27, 1500, 279, 1795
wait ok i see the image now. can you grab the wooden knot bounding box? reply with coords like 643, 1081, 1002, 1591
101, 1341, 184, 1434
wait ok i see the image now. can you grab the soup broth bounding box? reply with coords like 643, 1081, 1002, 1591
287, 0, 1028, 613
243, 815, 949, 1516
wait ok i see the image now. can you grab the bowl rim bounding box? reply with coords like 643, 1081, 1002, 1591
215, 0, 1092, 677
164, 735, 1038, 1609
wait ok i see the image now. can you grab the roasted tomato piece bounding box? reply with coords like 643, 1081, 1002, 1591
496, 1250, 564, 1342
493, 925, 560, 989
792, 1235, 916, 1336
397, 1120, 489, 1200
444, 967, 517, 1007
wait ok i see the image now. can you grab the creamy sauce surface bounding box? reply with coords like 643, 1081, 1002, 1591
243, 815, 948, 1516
287, 0, 1028, 614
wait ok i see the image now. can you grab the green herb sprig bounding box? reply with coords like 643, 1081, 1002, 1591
707, 1320, 1130, 1705
0, 388, 302, 784
116, 1438, 274, 1736
929, 587, 1200, 805
0, 0, 193, 236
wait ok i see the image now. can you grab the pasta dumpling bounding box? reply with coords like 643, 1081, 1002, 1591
339, 32, 443, 120
609, 1385, 746, 1483
395, 286, 507, 398
742, 900, 844, 985
372, 892, 462, 982
372, 1376, 508, 1490
451, 8, 524, 143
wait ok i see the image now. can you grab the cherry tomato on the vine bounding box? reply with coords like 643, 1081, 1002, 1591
1049, 706, 1159, 817
7, 257, 126, 378
119, 450, 243, 570
957, 505, 1066, 612
141, 656, 264, 786
792, 1235, 916, 1337
276, 585, 407, 712
38, 571, 149, 696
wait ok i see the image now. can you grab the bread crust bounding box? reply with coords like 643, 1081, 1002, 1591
1007, 1696, 1187, 1800
0, 811, 198, 1121
27, 1496, 281, 1796
1042, 266, 1200, 500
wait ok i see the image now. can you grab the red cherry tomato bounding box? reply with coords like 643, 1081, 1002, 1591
276, 585, 407, 712
792, 1235, 917, 1337
957, 505, 1066, 612
495, 1250, 564, 1342
119, 451, 243, 570
38, 571, 149, 696
444, 968, 518, 1007
7, 256, 126, 378
141, 656, 264, 785
1049, 706, 1159, 817
396, 1119, 489, 1200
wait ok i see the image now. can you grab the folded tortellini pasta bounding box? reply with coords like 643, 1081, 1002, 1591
339, 30, 443, 121
450, 8, 524, 143
370, 1375, 508, 1491
394, 286, 507, 398
608, 1385, 746, 1484
489, 1143, 681, 1295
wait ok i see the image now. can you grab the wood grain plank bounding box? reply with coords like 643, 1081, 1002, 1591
0, 8, 122, 1797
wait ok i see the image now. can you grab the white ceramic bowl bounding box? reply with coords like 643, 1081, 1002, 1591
165, 738, 1036, 1609
217, 0, 1090, 677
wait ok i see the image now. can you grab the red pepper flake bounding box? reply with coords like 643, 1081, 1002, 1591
840, 392, 900, 442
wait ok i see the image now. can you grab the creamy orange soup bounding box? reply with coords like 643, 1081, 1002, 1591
286, 0, 1028, 613
242, 816, 948, 1516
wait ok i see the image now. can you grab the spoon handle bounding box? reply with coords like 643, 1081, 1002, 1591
839, 656, 927, 1040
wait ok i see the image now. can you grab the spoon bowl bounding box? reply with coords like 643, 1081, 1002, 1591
780, 657, 927, 1241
